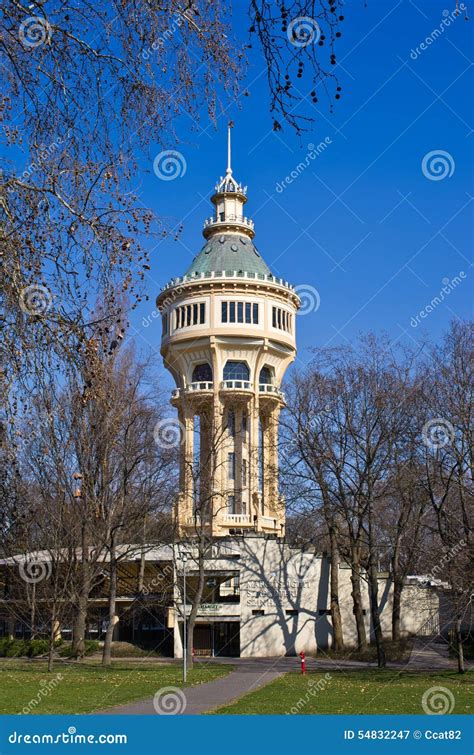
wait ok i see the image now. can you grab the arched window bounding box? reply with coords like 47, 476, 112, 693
223, 361, 250, 382
259, 366, 272, 385
192, 363, 212, 383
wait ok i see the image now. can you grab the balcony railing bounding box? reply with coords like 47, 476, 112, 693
203, 215, 254, 230
222, 514, 252, 525
259, 384, 285, 400
187, 381, 213, 392
172, 383, 214, 400
160, 270, 296, 294
220, 380, 252, 391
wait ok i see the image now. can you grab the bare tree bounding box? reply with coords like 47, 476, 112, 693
419, 320, 473, 673
286, 336, 418, 666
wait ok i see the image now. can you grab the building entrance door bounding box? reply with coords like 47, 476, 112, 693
193, 625, 212, 656
214, 622, 240, 657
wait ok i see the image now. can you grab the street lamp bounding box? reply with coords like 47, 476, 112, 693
181, 552, 188, 684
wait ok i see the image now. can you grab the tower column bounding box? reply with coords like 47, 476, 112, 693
249, 395, 260, 523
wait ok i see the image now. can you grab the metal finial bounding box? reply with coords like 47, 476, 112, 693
227, 120, 234, 174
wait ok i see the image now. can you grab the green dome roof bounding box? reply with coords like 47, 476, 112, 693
184, 234, 272, 277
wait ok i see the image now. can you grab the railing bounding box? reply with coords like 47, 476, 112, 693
160, 270, 296, 294
187, 381, 213, 392
221, 514, 252, 525
220, 380, 252, 391
259, 384, 284, 399
203, 215, 254, 230
172, 383, 213, 400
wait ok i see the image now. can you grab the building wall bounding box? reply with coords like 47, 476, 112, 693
172, 537, 441, 658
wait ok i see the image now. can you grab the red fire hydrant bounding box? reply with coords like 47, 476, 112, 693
299, 651, 306, 675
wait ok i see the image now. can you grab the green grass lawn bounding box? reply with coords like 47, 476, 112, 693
213, 670, 473, 715
0, 661, 232, 714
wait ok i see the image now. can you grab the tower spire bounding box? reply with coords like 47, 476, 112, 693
227, 120, 234, 174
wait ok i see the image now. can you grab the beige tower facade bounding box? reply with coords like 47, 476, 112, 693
157, 129, 300, 538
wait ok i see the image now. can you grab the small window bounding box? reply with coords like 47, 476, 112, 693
252, 610, 264, 616
259, 367, 272, 385
199, 302, 205, 324
252, 303, 259, 324
242, 413, 248, 433
222, 301, 228, 323
227, 410, 235, 437
286, 610, 298, 617
186, 305, 192, 327
228, 452, 236, 480
245, 302, 251, 323
192, 363, 212, 383
162, 313, 168, 336
227, 495, 235, 514
237, 302, 244, 323
272, 307, 277, 328
193, 303, 198, 325
229, 302, 236, 322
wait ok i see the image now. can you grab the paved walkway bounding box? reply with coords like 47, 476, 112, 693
407, 636, 454, 670
98, 659, 284, 715
97, 656, 384, 716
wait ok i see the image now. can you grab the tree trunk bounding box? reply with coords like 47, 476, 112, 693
47, 610, 56, 673
30, 582, 36, 640
102, 542, 117, 667
350, 547, 367, 650
329, 527, 344, 651
186, 543, 206, 671
391, 543, 402, 642
72, 521, 91, 658
368, 559, 386, 668
455, 617, 465, 674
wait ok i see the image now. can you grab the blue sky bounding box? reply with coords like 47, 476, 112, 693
132, 0, 473, 380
